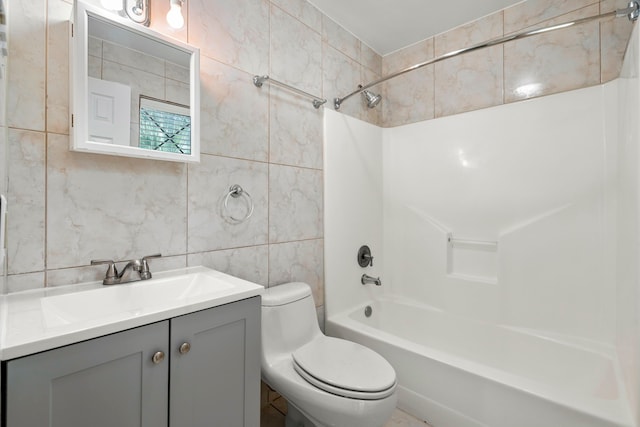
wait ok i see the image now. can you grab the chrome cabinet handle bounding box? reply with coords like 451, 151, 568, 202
151, 351, 165, 364
179, 342, 191, 355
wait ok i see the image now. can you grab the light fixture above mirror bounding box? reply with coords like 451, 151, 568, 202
166, 0, 185, 29
99, 0, 150, 26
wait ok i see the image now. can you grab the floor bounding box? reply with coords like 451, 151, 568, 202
261, 404, 431, 427
260, 397, 430, 427
260, 384, 432, 427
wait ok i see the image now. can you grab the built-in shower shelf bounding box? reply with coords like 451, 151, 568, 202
447, 233, 498, 284
448, 236, 498, 250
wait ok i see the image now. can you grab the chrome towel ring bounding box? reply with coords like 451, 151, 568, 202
223, 184, 254, 223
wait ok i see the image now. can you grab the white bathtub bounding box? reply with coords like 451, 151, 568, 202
326, 296, 634, 427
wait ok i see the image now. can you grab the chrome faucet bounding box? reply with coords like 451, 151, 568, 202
361, 274, 382, 286
118, 258, 144, 281
91, 254, 162, 285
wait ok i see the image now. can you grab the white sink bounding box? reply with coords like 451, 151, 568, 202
1, 266, 263, 360
41, 269, 239, 326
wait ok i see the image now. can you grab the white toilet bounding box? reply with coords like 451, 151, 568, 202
261, 282, 398, 427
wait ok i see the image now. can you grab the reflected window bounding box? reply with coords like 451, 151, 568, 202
139, 97, 191, 154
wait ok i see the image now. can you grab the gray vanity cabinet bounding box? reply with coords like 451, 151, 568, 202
5, 320, 170, 427
170, 296, 260, 427
3, 296, 260, 427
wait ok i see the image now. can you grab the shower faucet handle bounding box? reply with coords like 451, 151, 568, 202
363, 253, 374, 266
357, 245, 374, 267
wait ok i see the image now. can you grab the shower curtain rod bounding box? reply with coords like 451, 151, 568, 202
253, 75, 327, 109
334, 1, 640, 110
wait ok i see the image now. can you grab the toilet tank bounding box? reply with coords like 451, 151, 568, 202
261, 282, 322, 358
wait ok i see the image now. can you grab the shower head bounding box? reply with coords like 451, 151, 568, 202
362, 89, 382, 108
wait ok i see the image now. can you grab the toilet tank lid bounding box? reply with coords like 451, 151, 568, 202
262, 282, 312, 306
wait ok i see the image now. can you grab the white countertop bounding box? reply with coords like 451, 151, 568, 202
0, 266, 264, 361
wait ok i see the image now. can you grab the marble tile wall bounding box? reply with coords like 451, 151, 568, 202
382, 0, 635, 127
5, 0, 383, 323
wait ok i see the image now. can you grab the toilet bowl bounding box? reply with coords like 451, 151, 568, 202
261, 282, 397, 427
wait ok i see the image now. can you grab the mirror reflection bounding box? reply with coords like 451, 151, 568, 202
87, 15, 192, 154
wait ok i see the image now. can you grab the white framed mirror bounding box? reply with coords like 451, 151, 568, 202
70, 0, 200, 163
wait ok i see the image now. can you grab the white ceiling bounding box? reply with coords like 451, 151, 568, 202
307, 0, 525, 56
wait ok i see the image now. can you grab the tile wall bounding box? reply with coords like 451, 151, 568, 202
382, 0, 635, 127
4, 0, 636, 325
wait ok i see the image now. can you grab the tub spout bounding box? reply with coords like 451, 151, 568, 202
361, 274, 382, 286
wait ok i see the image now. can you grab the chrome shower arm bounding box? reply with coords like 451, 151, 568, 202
334, 1, 640, 110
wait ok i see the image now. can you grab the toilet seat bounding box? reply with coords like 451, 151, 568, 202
292, 335, 396, 400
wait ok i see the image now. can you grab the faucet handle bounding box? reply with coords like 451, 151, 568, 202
90, 259, 114, 265
140, 253, 162, 280
90, 259, 119, 285
357, 245, 374, 267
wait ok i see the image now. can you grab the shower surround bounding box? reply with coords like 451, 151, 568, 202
324, 23, 640, 426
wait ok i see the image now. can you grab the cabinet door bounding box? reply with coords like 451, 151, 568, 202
5, 321, 169, 427
170, 297, 260, 427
